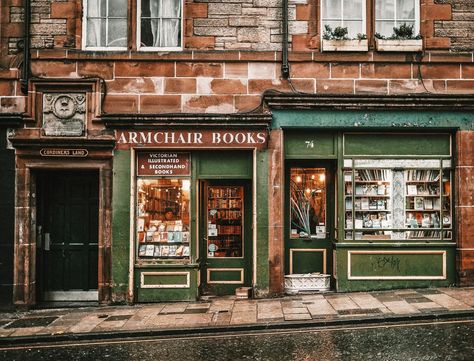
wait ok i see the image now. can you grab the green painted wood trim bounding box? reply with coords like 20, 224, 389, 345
349, 251, 445, 278
284, 131, 337, 158
343, 133, 451, 156
272, 110, 474, 130
208, 269, 243, 282
335, 246, 456, 292
197, 150, 252, 179
256, 149, 269, 293
142, 273, 189, 286
112, 150, 132, 297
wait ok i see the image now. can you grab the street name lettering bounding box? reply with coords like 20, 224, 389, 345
40, 148, 88, 157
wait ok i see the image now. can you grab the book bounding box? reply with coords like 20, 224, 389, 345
183, 246, 190, 256
138, 245, 147, 256
145, 244, 155, 256
414, 197, 424, 210
407, 185, 417, 196
161, 245, 170, 256
361, 197, 369, 210
424, 198, 433, 210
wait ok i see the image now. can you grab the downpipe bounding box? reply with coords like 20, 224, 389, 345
20, 0, 31, 94
281, 0, 290, 79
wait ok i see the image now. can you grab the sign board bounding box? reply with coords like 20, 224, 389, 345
137, 152, 190, 176
40, 148, 88, 157
116, 130, 268, 149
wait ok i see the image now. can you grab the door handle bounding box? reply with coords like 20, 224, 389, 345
62, 249, 66, 259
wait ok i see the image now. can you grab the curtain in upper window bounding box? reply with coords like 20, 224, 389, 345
139, 0, 182, 49
375, 0, 418, 37
86, 0, 128, 48
321, 0, 366, 38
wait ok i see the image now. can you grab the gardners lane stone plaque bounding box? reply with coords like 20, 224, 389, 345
42, 93, 86, 136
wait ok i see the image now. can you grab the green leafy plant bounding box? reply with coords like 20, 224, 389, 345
323, 25, 367, 41
323, 25, 349, 40
375, 23, 422, 40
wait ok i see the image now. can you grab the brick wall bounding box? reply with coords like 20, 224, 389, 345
434, 0, 474, 51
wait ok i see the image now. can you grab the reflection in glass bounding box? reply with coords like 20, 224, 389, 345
290, 168, 326, 238
86, 0, 128, 48
136, 178, 190, 259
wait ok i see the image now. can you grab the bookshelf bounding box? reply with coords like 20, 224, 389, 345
207, 186, 244, 258
136, 179, 191, 260
343, 161, 452, 242
345, 169, 392, 240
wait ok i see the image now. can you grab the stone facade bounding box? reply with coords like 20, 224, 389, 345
0, 0, 473, 306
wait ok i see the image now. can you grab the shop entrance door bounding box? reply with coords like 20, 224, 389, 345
37, 170, 99, 301
199, 180, 252, 296
285, 162, 335, 284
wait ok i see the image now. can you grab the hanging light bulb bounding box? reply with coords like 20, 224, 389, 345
319, 173, 326, 182
311, 174, 315, 180
296, 175, 302, 183
305, 188, 311, 194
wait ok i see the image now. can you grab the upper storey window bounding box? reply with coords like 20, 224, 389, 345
138, 0, 182, 50
84, 0, 128, 50
83, 0, 183, 51
321, 0, 366, 39
375, 0, 420, 37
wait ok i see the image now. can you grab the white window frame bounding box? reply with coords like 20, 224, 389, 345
137, 0, 184, 52
82, 0, 128, 51
375, 0, 420, 37
320, 0, 367, 40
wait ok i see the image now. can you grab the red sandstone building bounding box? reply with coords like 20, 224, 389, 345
0, 0, 473, 308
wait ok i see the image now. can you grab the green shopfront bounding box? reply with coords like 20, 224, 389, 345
266, 95, 473, 294
107, 116, 271, 303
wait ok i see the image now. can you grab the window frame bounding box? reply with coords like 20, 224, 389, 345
82, 0, 129, 51
137, 0, 184, 52
320, 0, 367, 40
375, 0, 420, 38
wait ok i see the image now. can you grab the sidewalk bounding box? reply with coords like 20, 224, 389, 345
1, 287, 474, 344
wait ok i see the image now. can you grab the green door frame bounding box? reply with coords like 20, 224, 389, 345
199, 179, 253, 296
284, 160, 336, 281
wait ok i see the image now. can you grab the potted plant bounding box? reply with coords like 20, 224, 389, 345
322, 25, 368, 52
375, 23, 422, 52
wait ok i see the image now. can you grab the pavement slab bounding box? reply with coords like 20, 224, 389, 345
383, 300, 420, 314
1, 287, 474, 341
423, 293, 471, 310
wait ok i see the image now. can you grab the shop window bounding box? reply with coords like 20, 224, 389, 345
344, 159, 452, 241
136, 178, 191, 260
83, 0, 183, 51
290, 168, 327, 238
375, 0, 419, 38
321, 0, 366, 39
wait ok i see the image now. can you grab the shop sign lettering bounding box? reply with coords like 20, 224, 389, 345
116, 130, 267, 149
137, 152, 190, 176
40, 148, 88, 157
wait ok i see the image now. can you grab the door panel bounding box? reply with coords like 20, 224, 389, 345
199, 180, 252, 296
37, 171, 99, 300
285, 162, 335, 279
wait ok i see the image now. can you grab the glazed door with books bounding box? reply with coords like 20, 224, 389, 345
285, 163, 335, 280
37, 171, 99, 302
199, 181, 252, 296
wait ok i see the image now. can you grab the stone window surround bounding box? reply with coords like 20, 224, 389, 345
81, 0, 184, 52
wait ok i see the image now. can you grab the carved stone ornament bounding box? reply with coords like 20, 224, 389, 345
42, 93, 86, 136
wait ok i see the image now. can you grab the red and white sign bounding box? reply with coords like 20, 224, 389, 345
137, 152, 190, 176
116, 130, 267, 149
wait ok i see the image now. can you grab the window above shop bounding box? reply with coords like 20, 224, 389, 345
321, 0, 366, 39
375, 0, 420, 38
83, 0, 183, 51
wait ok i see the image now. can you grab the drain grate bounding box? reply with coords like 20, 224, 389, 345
184, 308, 208, 314
5, 316, 58, 329
338, 308, 382, 315
105, 315, 133, 321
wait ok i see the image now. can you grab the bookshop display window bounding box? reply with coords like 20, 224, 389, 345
136, 178, 191, 260
206, 186, 244, 258
344, 159, 452, 241
290, 167, 327, 238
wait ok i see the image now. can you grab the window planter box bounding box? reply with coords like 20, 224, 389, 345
375, 39, 423, 52
322, 39, 368, 52
284, 273, 330, 295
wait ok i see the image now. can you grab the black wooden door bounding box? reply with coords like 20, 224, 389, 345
38, 171, 99, 299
